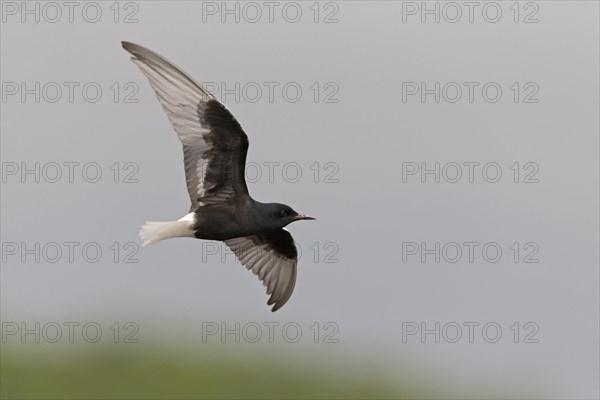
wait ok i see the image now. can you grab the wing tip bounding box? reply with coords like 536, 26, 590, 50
121, 40, 138, 50
268, 291, 293, 312
270, 301, 283, 312
121, 40, 134, 52
121, 41, 150, 59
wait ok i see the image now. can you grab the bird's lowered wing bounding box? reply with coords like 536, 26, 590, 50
122, 42, 249, 210
225, 230, 298, 312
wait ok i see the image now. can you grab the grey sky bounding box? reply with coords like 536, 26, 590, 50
1, 1, 598, 398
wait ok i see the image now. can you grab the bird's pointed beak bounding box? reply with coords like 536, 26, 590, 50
293, 214, 316, 221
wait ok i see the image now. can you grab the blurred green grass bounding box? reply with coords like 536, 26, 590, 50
1, 345, 418, 399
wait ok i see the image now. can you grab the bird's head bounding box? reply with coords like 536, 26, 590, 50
261, 203, 316, 229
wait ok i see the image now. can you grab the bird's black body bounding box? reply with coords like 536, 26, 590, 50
192, 201, 300, 241
122, 41, 314, 311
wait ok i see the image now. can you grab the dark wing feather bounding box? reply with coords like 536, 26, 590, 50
122, 42, 249, 210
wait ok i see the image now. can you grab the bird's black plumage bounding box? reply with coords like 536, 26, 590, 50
122, 41, 314, 311
196, 99, 249, 204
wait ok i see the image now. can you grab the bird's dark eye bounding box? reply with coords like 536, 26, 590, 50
280, 210, 287, 216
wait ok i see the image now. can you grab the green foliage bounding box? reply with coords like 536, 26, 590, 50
1, 346, 411, 399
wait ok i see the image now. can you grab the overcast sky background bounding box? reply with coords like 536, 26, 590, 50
1, 1, 599, 398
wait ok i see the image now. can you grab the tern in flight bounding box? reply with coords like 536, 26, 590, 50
122, 42, 315, 311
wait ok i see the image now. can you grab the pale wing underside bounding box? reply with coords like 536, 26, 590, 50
225, 230, 298, 312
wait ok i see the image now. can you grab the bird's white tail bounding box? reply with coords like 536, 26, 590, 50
139, 214, 195, 246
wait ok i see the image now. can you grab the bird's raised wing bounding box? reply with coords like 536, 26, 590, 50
122, 42, 249, 210
225, 230, 298, 312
